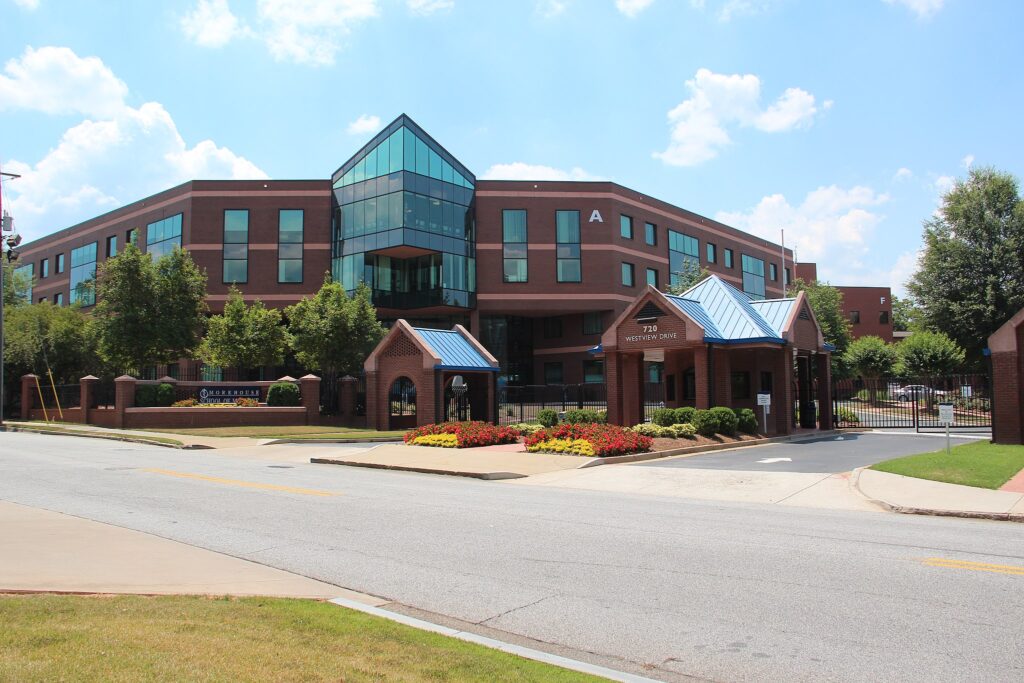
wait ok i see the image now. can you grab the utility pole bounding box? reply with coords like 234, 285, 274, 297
1, 167, 23, 427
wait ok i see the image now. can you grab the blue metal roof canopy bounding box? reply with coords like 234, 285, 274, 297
414, 327, 500, 372
662, 275, 799, 345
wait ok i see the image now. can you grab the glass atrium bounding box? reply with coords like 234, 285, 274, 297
331, 115, 476, 310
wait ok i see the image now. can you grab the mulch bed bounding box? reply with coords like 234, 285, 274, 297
649, 433, 763, 451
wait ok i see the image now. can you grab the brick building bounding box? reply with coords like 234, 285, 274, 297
793, 264, 894, 343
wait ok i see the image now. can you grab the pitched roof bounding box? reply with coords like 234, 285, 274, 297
414, 327, 498, 372
663, 275, 793, 344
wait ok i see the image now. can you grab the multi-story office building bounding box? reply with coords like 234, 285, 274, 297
17, 115, 797, 384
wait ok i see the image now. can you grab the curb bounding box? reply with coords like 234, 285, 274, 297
850, 467, 1024, 523
309, 458, 526, 480
266, 436, 404, 445
0, 425, 186, 449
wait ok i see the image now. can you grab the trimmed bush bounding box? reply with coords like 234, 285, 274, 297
135, 383, 174, 407
631, 422, 667, 437
267, 381, 301, 406
596, 410, 608, 423
537, 409, 559, 428
736, 408, 758, 434
155, 383, 175, 407
710, 406, 739, 436
674, 407, 696, 425
651, 407, 677, 427
669, 423, 697, 438
692, 409, 720, 437
511, 422, 545, 436
564, 409, 605, 424
835, 407, 860, 424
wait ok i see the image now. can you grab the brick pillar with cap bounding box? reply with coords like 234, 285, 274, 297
299, 375, 321, 425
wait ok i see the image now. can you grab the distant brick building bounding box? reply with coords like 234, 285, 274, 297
792, 264, 893, 343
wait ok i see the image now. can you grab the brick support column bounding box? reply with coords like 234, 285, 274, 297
80, 375, 98, 425
114, 375, 136, 429
299, 375, 321, 426
816, 354, 833, 431
992, 350, 1022, 444
605, 352, 624, 426
694, 347, 710, 409
339, 376, 357, 418
769, 349, 793, 436
365, 371, 383, 430
711, 346, 731, 408
21, 374, 39, 420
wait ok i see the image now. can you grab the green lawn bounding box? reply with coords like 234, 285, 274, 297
140, 425, 406, 440
870, 441, 1024, 489
0, 594, 605, 682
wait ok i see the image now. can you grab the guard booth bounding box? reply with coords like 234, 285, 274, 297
600, 276, 833, 435
364, 320, 500, 430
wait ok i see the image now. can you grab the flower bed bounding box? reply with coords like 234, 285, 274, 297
524, 423, 653, 458
404, 421, 520, 448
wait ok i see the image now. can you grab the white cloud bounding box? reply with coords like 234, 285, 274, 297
654, 68, 822, 166
0, 46, 128, 118
535, 0, 569, 18
257, 0, 379, 66
181, 0, 246, 48
716, 185, 889, 284
960, 154, 974, 169
883, 0, 944, 20
2, 47, 266, 243
12, 0, 40, 9
893, 167, 913, 181
407, 0, 453, 14
690, 0, 777, 21
480, 162, 603, 181
346, 114, 381, 135
615, 0, 654, 18
934, 174, 956, 194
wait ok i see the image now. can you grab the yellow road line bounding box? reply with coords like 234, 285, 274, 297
922, 557, 1024, 577
143, 468, 338, 497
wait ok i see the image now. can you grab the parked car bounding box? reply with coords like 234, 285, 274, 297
894, 384, 948, 402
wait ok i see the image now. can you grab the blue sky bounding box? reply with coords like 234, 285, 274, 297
2, 0, 1022, 295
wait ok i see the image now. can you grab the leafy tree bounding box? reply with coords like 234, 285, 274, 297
93, 243, 208, 371
787, 278, 853, 356
2, 258, 33, 307
896, 330, 966, 377
286, 279, 385, 376
844, 335, 898, 405
664, 261, 710, 295
199, 287, 290, 370
890, 294, 924, 333
907, 167, 1024, 363
3, 302, 99, 383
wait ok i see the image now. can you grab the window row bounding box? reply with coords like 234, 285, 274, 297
334, 126, 475, 190
334, 252, 476, 296
542, 360, 605, 385
849, 310, 890, 325
338, 190, 471, 241
539, 312, 605, 340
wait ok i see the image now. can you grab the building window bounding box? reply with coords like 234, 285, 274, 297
41, 258, 49, 278
502, 209, 528, 283
146, 214, 182, 260
784, 267, 791, 286
70, 242, 98, 306
731, 371, 751, 400
54, 292, 63, 306
56, 253, 65, 273
620, 214, 633, 239
645, 222, 656, 246
706, 243, 717, 264
621, 262, 635, 287
38, 296, 47, 303
223, 209, 249, 284
668, 230, 699, 288
542, 317, 563, 339
850, 310, 861, 324
544, 362, 564, 385
127, 228, 138, 246
724, 248, 734, 268
278, 209, 304, 283
14, 263, 33, 303
741, 254, 766, 299
555, 210, 581, 283
583, 360, 604, 384
583, 311, 602, 336
106, 235, 117, 258
880, 311, 890, 325
760, 371, 773, 393
769, 263, 778, 281
646, 267, 659, 288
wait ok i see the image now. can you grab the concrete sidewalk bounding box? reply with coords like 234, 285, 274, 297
0, 500, 385, 602
855, 468, 1024, 520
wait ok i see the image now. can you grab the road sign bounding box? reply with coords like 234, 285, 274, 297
938, 403, 954, 425
757, 393, 771, 406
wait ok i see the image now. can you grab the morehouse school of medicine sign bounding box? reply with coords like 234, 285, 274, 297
198, 386, 262, 404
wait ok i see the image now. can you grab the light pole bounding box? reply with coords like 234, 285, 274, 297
1, 168, 22, 427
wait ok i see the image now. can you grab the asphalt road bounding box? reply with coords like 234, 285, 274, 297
3, 432, 1023, 682
638, 432, 978, 473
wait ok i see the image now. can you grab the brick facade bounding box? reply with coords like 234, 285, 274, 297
989, 309, 1024, 444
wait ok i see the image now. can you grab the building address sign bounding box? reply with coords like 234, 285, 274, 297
624, 324, 680, 344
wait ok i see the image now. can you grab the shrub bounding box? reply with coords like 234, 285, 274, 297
710, 406, 739, 436
525, 423, 652, 457
235, 397, 258, 407
651, 407, 677, 427
172, 397, 198, 407
510, 423, 544, 436
736, 408, 758, 434
412, 434, 459, 448
267, 382, 300, 406
537, 409, 559, 428
155, 383, 175, 407
404, 421, 519, 448
564, 409, 605, 424
669, 423, 697, 438
135, 384, 157, 407
692, 409, 720, 437
835, 407, 860, 424
596, 410, 608, 423
630, 422, 667, 437
674, 407, 696, 425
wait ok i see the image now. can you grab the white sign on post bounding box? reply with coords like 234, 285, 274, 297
938, 403, 954, 425
757, 393, 771, 407
757, 392, 771, 430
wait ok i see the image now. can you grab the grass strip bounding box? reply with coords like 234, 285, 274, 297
870, 441, 1024, 489
5, 424, 183, 447
0, 594, 605, 682
141, 425, 406, 439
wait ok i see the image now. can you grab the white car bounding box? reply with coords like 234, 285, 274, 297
894, 384, 947, 402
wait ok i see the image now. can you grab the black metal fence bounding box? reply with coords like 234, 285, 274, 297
497, 384, 608, 425
30, 382, 81, 411
832, 375, 991, 431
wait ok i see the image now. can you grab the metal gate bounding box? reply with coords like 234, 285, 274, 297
832, 375, 991, 431
444, 382, 471, 422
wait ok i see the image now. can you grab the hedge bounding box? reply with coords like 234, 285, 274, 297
267, 382, 301, 406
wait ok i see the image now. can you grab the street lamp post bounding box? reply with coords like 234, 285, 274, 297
1, 168, 23, 427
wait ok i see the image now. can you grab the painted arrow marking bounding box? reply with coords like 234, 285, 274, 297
757, 457, 793, 464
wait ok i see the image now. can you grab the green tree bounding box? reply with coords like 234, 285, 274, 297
2, 259, 34, 307
286, 279, 385, 376
896, 330, 966, 377
844, 335, 898, 405
93, 243, 208, 370
907, 167, 1024, 363
199, 287, 290, 371
3, 302, 99, 383
664, 261, 710, 295
787, 278, 853, 356
890, 294, 924, 333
